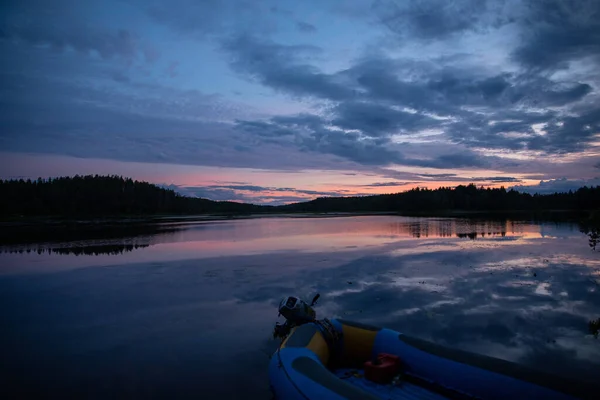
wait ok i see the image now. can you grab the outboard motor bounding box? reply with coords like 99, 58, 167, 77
273, 294, 320, 339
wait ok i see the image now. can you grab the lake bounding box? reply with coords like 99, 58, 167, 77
1, 216, 599, 399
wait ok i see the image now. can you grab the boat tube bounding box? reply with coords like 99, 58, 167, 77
269, 319, 597, 400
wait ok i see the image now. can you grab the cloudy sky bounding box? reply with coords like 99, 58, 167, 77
1, 0, 599, 204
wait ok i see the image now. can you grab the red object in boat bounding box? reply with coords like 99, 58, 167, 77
364, 353, 401, 384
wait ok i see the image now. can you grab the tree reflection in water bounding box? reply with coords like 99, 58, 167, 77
0, 244, 149, 256
579, 212, 600, 251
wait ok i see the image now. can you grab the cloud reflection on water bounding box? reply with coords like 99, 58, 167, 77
226, 220, 600, 383
0, 216, 583, 274
1, 216, 599, 398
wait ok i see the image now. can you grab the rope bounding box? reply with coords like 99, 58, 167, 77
313, 318, 342, 350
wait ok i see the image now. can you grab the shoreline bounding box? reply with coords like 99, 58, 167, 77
0, 208, 591, 225
0, 210, 594, 247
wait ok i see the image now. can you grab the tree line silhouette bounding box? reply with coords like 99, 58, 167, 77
281, 184, 600, 213
1, 175, 599, 217
0, 175, 266, 217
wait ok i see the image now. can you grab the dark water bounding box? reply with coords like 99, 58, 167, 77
1, 216, 599, 399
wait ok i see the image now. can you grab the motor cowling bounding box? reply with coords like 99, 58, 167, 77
273, 294, 320, 339
278, 296, 316, 324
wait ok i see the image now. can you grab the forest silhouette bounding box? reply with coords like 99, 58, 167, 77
1, 175, 599, 217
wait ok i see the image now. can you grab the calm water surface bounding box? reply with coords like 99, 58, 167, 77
1, 216, 599, 398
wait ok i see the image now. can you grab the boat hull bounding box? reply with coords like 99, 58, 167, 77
269, 319, 595, 400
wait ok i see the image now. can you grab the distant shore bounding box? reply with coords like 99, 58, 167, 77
3, 176, 598, 239
0, 208, 591, 225
0, 209, 582, 226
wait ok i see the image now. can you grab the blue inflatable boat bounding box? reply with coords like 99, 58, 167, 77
269, 319, 597, 400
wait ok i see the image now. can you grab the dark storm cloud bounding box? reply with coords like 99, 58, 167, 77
222, 35, 352, 101
146, 0, 226, 35
0, 1, 154, 64
301, 129, 404, 166
374, 0, 600, 71
442, 153, 488, 168
0, 69, 244, 128
0, 72, 351, 171
346, 58, 443, 113
235, 120, 296, 137
3, 25, 143, 62
372, 0, 500, 40
375, 0, 600, 72
2, 0, 599, 174
214, 185, 271, 192
111, 71, 131, 83
359, 1, 600, 155
174, 186, 258, 203
272, 113, 325, 127
531, 108, 600, 153
223, 28, 597, 157
239, 113, 405, 166
416, 173, 520, 183
361, 182, 412, 187
204, 184, 345, 197
234, 113, 491, 168
418, 173, 457, 178
331, 101, 439, 136
294, 189, 343, 196
537, 82, 592, 107
351, 65, 591, 112
474, 177, 521, 183
221, 36, 514, 168
260, 196, 313, 205
174, 184, 349, 204
443, 106, 600, 152
503, 77, 592, 108
512, 0, 600, 70
296, 21, 317, 33
144, 0, 279, 37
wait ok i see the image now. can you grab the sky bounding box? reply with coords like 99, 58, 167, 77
1, 0, 599, 204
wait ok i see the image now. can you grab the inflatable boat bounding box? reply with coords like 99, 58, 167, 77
269, 319, 597, 400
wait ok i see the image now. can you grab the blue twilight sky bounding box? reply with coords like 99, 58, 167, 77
1, 0, 599, 204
